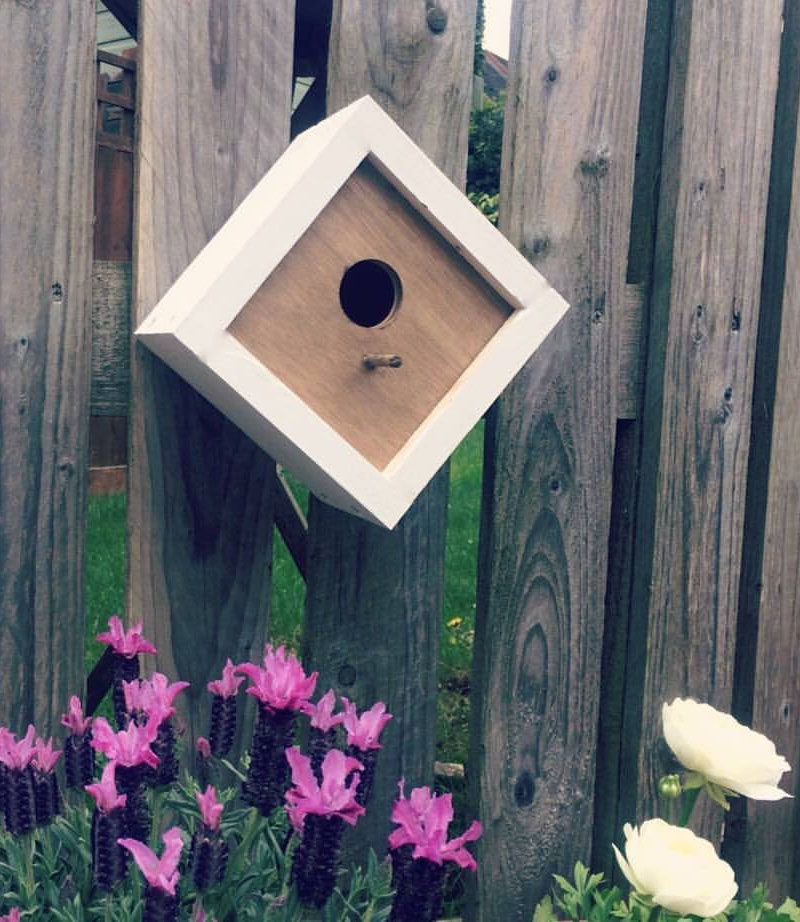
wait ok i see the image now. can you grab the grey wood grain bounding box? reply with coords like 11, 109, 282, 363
467, 0, 647, 917
0, 1, 95, 735
621, 0, 784, 841
129, 0, 293, 754
592, 0, 673, 877
303, 0, 477, 860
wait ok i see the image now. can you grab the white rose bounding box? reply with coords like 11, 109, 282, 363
662, 698, 792, 800
613, 818, 737, 917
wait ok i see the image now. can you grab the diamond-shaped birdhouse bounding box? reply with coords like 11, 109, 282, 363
136, 96, 569, 528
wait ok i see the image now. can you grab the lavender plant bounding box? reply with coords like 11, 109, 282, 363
0, 618, 482, 921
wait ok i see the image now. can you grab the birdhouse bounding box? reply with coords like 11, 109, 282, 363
135, 96, 569, 528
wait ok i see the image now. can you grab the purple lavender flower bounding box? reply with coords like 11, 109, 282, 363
96, 616, 157, 729
387, 783, 482, 922
123, 673, 189, 786
302, 689, 344, 782
31, 737, 62, 826
236, 645, 318, 712
86, 762, 129, 891
61, 696, 95, 788
285, 747, 364, 908
206, 659, 243, 757
237, 646, 318, 816
0, 726, 37, 836
119, 827, 184, 922
92, 716, 159, 842
341, 697, 392, 807
189, 786, 228, 892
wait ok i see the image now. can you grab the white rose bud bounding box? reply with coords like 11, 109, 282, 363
662, 698, 792, 800
613, 818, 737, 917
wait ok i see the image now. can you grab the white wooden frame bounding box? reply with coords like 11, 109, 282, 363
136, 95, 569, 528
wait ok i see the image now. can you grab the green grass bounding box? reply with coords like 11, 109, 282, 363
85, 492, 127, 665
85, 424, 484, 763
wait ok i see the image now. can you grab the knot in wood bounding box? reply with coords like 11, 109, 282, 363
338, 663, 357, 687
514, 771, 534, 807
580, 149, 610, 178
523, 235, 551, 261
426, 4, 448, 33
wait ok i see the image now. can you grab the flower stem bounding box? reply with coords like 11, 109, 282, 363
215, 807, 263, 919
150, 787, 164, 845
23, 831, 36, 900
679, 786, 701, 827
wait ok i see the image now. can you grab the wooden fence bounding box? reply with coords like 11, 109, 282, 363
1, 2, 799, 919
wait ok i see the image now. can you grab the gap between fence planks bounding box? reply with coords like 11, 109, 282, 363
302, 0, 478, 865
128, 0, 293, 759
92, 261, 131, 416
0, 3, 95, 736
619, 0, 785, 845
466, 0, 648, 918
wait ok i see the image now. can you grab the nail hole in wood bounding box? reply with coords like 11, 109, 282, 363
339, 259, 402, 328
338, 663, 357, 687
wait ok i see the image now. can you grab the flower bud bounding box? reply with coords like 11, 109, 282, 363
208, 694, 237, 757
189, 828, 228, 892
91, 806, 129, 891
112, 652, 140, 730
64, 731, 95, 789
291, 814, 347, 909
242, 705, 295, 816
658, 773, 682, 799
32, 767, 61, 827
4, 768, 35, 836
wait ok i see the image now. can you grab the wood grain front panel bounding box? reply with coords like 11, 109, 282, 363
228, 160, 511, 469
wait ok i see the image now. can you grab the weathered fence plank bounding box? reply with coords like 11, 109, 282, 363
303, 0, 477, 858
0, 2, 95, 736
620, 0, 784, 839
591, 0, 673, 877
726, 0, 800, 895
129, 0, 293, 752
743, 159, 800, 896
467, 0, 647, 917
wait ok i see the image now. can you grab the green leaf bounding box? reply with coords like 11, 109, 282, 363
534, 894, 558, 922
777, 899, 800, 922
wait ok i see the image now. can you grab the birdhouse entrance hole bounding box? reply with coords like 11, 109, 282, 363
339, 259, 401, 327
